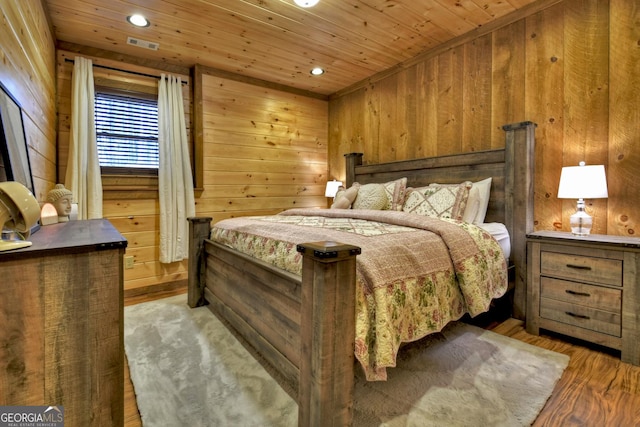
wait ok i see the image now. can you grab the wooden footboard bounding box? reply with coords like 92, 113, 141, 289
188, 217, 361, 426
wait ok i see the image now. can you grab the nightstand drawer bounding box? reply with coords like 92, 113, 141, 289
540, 297, 621, 337
540, 251, 622, 286
540, 277, 621, 313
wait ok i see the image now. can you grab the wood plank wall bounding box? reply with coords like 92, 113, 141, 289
55, 48, 193, 293
54, 53, 329, 293
0, 1, 57, 201
197, 67, 328, 223
6, 0, 636, 295
328, 0, 639, 238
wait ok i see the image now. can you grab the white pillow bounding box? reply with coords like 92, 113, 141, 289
470, 177, 492, 224
462, 185, 481, 223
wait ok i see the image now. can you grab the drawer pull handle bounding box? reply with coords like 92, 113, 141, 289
565, 289, 591, 297
566, 311, 590, 320
566, 263, 592, 270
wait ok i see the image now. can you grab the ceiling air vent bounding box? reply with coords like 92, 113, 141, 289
127, 37, 159, 51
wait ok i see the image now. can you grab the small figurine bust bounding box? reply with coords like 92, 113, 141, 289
46, 184, 73, 222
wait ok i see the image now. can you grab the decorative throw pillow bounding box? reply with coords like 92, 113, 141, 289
381, 177, 408, 211
429, 178, 492, 224
331, 183, 360, 209
402, 182, 472, 220
352, 183, 388, 210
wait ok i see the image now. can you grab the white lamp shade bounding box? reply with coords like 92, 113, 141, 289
325, 180, 343, 198
557, 163, 608, 199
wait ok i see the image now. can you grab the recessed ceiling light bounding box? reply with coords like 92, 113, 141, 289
294, 0, 320, 7
310, 67, 325, 76
127, 14, 150, 28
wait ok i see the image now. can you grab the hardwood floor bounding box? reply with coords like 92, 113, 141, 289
491, 319, 640, 426
123, 290, 640, 426
124, 358, 142, 427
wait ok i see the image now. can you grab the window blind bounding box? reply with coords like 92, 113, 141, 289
95, 92, 159, 169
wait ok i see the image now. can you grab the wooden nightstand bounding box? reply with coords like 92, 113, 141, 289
526, 230, 640, 365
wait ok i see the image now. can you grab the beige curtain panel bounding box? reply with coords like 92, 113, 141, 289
65, 56, 103, 220
158, 74, 195, 263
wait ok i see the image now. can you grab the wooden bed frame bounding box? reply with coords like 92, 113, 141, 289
187, 121, 536, 426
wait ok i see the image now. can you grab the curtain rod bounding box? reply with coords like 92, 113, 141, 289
64, 58, 188, 84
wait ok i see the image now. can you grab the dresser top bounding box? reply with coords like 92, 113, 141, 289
528, 230, 640, 249
0, 219, 127, 259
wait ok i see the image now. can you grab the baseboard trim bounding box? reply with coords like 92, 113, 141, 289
124, 279, 187, 301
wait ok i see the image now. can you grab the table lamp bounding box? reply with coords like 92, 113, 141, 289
557, 161, 608, 236
325, 180, 343, 198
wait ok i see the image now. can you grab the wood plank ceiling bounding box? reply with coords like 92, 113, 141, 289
44, 0, 542, 96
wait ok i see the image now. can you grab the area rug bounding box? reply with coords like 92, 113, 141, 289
124, 295, 569, 427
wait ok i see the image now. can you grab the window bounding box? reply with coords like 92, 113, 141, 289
95, 91, 158, 173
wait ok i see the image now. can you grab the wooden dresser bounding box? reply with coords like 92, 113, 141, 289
526, 231, 640, 365
0, 219, 127, 426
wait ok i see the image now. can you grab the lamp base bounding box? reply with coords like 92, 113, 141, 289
0, 239, 32, 252
569, 200, 592, 236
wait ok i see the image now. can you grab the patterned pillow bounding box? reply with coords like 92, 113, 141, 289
430, 178, 492, 224
382, 177, 408, 211
402, 182, 472, 220
352, 183, 388, 210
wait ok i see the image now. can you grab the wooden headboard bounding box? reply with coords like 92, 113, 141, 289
346, 149, 507, 224
344, 121, 536, 319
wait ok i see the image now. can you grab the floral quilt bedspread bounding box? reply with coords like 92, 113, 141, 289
210, 208, 508, 381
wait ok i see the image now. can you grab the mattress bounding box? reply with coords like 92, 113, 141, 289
478, 222, 511, 260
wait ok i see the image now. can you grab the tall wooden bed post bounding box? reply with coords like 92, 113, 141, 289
503, 121, 536, 320
296, 241, 361, 426
187, 216, 213, 308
